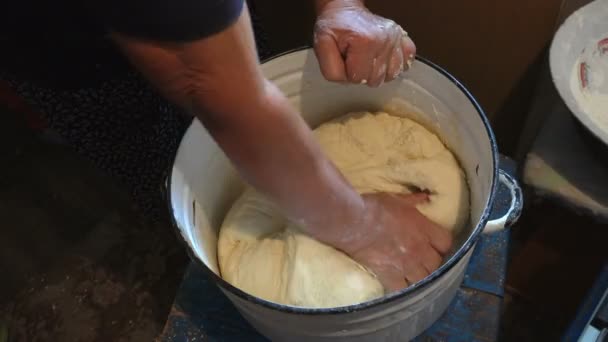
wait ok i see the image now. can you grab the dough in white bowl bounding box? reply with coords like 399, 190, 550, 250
218, 112, 469, 308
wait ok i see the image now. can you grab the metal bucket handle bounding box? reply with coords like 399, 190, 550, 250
483, 169, 523, 233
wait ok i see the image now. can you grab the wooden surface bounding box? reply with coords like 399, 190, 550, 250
254, 0, 568, 156
514, 0, 594, 162
256, 1, 562, 113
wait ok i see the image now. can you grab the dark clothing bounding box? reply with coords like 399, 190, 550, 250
0, 0, 272, 223
0, 0, 245, 89
93, 0, 245, 41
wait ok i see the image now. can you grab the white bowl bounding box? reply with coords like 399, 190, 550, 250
550, 0, 608, 146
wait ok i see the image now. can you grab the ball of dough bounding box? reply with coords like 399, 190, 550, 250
218, 112, 469, 308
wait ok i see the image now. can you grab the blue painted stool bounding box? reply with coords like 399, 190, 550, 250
159, 158, 516, 342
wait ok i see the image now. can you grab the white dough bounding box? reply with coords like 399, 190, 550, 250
218, 112, 469, 308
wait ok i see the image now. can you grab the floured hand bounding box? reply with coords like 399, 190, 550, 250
325, 192, 453, 292
313, 0, 416, 87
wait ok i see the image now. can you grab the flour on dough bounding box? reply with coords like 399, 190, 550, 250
218, 112, 470, 308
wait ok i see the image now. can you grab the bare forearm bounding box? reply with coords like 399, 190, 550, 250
207, 80, 363, 235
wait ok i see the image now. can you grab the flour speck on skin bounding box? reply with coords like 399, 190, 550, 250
570, 36, 608, 133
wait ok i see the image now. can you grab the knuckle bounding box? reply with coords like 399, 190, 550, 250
353, 31, 376, 47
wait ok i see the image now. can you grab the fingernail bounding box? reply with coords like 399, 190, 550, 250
406, 54, 415, 69
393, 67, 402, 79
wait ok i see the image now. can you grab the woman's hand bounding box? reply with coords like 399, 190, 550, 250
313, 0, 416, 87
321, 192, 453, 292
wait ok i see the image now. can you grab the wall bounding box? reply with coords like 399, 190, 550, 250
254, 0, 567, 155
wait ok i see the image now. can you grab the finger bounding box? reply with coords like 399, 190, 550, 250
314, 33, 348, 82
401, 36, 417, 71
419, 246, 444, 274
376, 265, 409, 293
421, 219, 453, 255
402, 259, 430, 285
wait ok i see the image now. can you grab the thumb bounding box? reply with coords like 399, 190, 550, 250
314, 32, 348, 82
